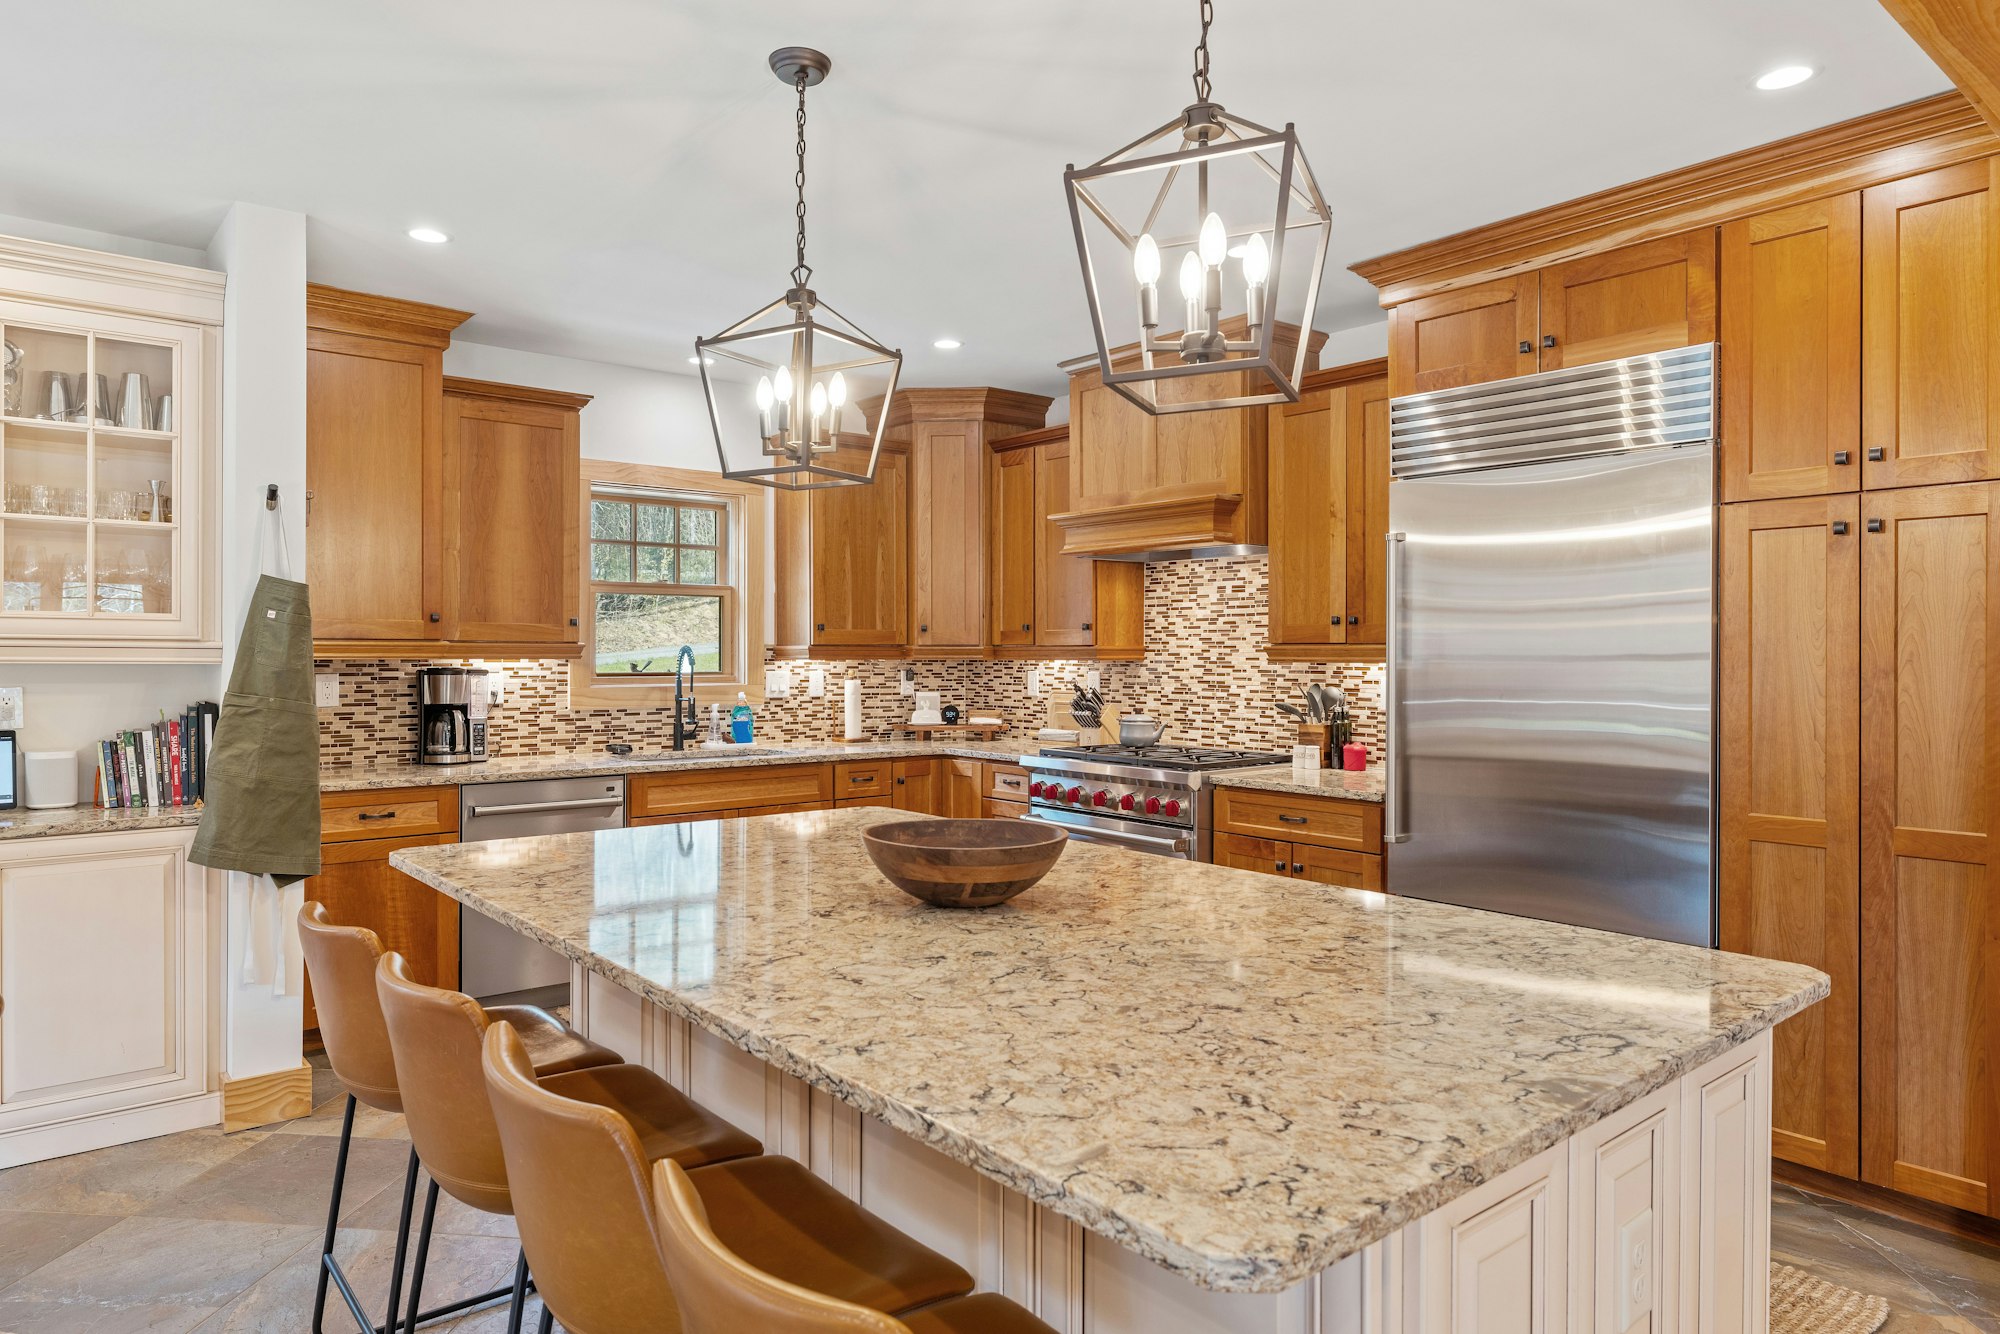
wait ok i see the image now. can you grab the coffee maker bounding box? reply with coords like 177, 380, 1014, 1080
417, 667, 489, 765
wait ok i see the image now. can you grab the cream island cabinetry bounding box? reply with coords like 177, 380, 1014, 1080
396, 808, 1821, 1334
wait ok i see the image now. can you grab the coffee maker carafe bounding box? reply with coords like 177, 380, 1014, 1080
417, 667, 489, 765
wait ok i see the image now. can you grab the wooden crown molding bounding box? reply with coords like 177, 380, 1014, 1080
306, 283, 473, 347
1300, 357, 1389, 393
989, 422, 1071, 453
1877, 2, 2000, 136
443, 376, 592, 411
1049, 491, 1245, 556
1351, 92, 1999, 306
881, 386, 1054, 430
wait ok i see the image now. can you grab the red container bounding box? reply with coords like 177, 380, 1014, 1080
1341, 742, 1367, 772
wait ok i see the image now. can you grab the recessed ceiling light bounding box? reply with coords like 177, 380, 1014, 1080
407, 226, 450, 244
1754, 65, 1815, 91
687, 355, 715, 366
933, 338, 962, 350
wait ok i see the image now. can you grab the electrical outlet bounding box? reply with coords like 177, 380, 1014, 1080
1025, 668, 1043, 696
313, 675, 340, 708
1616, 1208, 1654, 1329
899, 668, 915, 697
808, 669, 826, 698
486, 672, 507, 705
0, 686, 22, 730
1084, 669, 1101, 691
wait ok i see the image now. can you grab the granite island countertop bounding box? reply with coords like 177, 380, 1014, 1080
392, 807, 1825, 1293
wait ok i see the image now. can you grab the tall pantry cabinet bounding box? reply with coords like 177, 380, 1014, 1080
1718, 162, 2000, 1216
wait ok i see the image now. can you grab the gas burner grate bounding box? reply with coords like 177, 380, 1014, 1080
1037, 744, 1290, 772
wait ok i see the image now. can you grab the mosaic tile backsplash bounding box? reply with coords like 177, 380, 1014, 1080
317, 555, 1385, 767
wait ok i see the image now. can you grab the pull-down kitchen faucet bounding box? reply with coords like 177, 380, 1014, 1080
671, 644, 699, 750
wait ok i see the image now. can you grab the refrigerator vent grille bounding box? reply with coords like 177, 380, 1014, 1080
1388, 343, 1714, 479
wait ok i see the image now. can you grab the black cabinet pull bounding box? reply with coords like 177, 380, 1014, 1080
816, 622, 826, 632
1278, 814, 1308, 825
919, 624, 928, 633
1348, 615, 1359, 624
1833, 451, 1851, 466
1081, 621, 1092, 630
1867, 518, 1884, 533
850, 774, 874, 784
357, 811, 396, 821
1541, 334, 1557, 349
1832, 521, 1849, 536
896, 776, 905, 785
1022, 623, 1031, 632
1274, 861, 1286, 872
1518, 340, 1533, 354
429, 613, 441, 623
1867, 447, 1885, 462
1292, 862, 1305, 874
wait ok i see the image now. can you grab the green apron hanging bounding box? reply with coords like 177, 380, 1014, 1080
192, 499, 321, 886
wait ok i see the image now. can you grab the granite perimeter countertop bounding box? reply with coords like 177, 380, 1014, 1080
393, 807, 1825, 1293
0, 804, 204, 842
1207, 763, 1386, 802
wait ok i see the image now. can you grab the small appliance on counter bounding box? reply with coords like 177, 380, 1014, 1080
909, 690, 943, 727
417, 667, 489, 765
23, 750, 75, 808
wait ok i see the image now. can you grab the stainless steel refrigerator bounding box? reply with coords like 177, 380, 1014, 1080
1383, 343, 1715, 946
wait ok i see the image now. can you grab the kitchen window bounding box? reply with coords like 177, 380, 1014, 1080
572, 460, 767, 707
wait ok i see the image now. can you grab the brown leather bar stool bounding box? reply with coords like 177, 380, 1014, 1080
378, 953, 762, 1334
297, 902, 623, 1334
482, 1019, 989, 1334
652, 1159, 1057, 1334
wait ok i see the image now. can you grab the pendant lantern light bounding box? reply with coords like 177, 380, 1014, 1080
1064, 0, 1332, 415
697, 47, 902, 489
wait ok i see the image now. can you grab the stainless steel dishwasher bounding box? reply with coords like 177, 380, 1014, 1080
458, 775, 625, 1004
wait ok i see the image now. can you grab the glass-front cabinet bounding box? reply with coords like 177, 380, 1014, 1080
0, 236, 221, 660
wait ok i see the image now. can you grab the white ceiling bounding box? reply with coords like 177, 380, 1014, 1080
0, 1, 1950, 397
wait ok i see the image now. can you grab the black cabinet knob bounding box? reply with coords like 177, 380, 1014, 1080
1021, 623, 1031, 632
1081, 621, 1092, 631
1867, 518, 1885, 533
1518, 340, 1533, 354
1292, 862, 1305, 874
1274, 861, 1285, 872
919, 624, 928, 633
429, 613, 441, 623
816, 622, 825, 631
1833, 451, 1851, 466
1541, 334, 1557, 349
1867, 447, 1885, 462
1348, 615, 1359, 624
1832, 521, 1849, 535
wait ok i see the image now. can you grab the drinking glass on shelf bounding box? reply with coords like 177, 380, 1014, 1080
27, 484, 50, 515
56, 487, 84, 517
5, 482, 26, 514
4, 544, 39, 611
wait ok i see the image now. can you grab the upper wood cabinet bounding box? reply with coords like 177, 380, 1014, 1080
1386, 276, 1539, 399
1718, 495, 1860, 1178
1720, 196, 1863, 502
1863, 159, 2000, 489
1266, 363, 1390, 659
774, 439, 910, 655
987, 425, 1143, 659
440, 378, 586, 645
1860, 481, 2000, 1217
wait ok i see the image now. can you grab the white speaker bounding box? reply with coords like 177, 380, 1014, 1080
24, 751, 77, 809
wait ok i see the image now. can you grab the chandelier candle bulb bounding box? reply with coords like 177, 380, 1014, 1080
1133, 234, 1162, 329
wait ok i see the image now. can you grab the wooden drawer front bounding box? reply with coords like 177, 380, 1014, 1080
1213, 787, 1382, 853
1214, 831, 1291, 876
630, 764, 832, 819
1292, 845, 1384, 892
985, 762, 1031, 802
834, 761, 894, 799
983, 797, 1028, 820
631, 810, 737, 827
740, 801, 832, 817
837, 794, 897, 810
321, 787, 459, 842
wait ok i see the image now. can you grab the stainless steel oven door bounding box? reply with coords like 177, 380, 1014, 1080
1021, 804, 1195, 859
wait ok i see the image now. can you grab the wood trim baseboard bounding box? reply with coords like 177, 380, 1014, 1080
1350, 92, 1998, 305
222, 1061, 314, 1132
1775, 1159, 2000, 1247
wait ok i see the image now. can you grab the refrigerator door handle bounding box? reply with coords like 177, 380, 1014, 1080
1384, 531, 1409, 844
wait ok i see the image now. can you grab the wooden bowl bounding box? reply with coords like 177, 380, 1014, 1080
861, 818, 1068, 908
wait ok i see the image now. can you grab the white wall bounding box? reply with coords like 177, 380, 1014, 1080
1317, 318, 1389, 368
443, 340, 717, 470
0, 210, 212, 270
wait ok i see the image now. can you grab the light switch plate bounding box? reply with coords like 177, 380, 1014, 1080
808, 669, 826, 698
765, 666, 792, 698
313, 675, 340, 709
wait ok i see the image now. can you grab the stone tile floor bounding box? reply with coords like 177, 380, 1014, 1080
0, 1056, 1995, 1332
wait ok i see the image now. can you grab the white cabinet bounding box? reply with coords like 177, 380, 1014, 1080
0, 827, 217, 1166
1417, 1146, 1569, 1334
1681, 1036, 1772, 1334
0, 233, 222, 661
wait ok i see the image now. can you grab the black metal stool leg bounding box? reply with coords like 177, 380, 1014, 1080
400, 1176, 441, 1334
311, 1094, 358, 1334
504, 1250, 531, 1334
378, 1147, 421, 1334
535, 1304, 554, 1334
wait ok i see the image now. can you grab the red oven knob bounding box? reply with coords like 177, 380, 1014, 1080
1161, 798, 1182, 818
1118, 792, 1136, 811
1065, 786, 1085, 804
1029, 781, 1046, 798
1143, 796, 1161, 815
1092, 789, 1111, 807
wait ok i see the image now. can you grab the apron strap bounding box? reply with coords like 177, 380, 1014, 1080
252, 493, 293, 581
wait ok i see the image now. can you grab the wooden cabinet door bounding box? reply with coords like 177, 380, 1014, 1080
1267, 387, 1344, 648
1539, 231, 1717, 371
909, 421, 984, 651
940, 758, 985, 819
1213, 832, 1290, 877
1720, 196, 1863, 503
1861, 481, 2000, 1215
1862, 159, 2000, 489
1343, 377, 1392, 646
440, 386, 579, 644
301, 833, 457, 1032
1036, 440, 1099, 647
988, 446, 1038, 647
306, 330, 441, 640
1066, 368, 1155, 510
1718, 496, 1860, 1176
892, 758, 938, 814
1386, 275, 1539, 398
810, 447, 907, 647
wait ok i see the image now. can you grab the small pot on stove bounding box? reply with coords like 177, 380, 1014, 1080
1118, 713, 1168, 748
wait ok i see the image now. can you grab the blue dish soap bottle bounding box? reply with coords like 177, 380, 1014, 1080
730, 691, 754, 744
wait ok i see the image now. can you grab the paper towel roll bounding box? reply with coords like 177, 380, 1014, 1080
843, 679, 864, 740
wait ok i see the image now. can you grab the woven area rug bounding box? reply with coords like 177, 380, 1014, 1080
1771, 1261, 1891, 1334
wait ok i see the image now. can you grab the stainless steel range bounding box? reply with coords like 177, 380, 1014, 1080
1020, 745, 1291, 860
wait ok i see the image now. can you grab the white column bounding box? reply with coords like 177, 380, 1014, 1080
205, 201, 308, 1082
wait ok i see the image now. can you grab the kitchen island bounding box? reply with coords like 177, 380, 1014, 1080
394, 807, 1824, 1334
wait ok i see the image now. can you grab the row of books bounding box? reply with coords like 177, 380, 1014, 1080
97, 703, 218, 809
